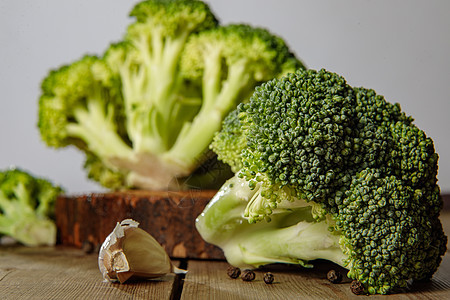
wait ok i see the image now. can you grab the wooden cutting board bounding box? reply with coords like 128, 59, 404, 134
55, 190, 225, 260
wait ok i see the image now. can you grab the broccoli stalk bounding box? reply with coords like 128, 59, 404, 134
0, 168, 63, 246
196, 174, 346, 269
115, 0, 219, 155
198, 69, 447, 294
164, 24, 304, 172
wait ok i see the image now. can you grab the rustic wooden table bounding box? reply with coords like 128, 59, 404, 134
1, 211, 450, 300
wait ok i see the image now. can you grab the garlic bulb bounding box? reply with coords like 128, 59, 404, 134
98, 219, 186, 283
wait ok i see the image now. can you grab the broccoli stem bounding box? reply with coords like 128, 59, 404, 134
196, 174, 347, 269
66, 94, 133, 161
124, 29, 190, 154
111, 152, 187, 190
222, 217, 347, 269
163, 60, 251, 172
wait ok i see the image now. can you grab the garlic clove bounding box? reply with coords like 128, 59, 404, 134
98, 219, 186, 283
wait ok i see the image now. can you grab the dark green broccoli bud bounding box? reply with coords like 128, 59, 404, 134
338, 168, 445, 294
198, 68, 447, 295
210, 109, 248, 173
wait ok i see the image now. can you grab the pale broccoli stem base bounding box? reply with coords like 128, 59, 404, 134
222, 218, 347, 269
163, 58, 252, 173
196, 175, 347, 270
108, 152, 188, 190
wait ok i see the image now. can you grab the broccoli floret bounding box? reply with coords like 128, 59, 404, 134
198, 69, 447, 294
38, 55, 132, 189
0, 168, 64, 246
38, 0, 303, 190
167, 24, 304, 171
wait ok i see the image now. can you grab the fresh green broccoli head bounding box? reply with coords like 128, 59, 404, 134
128, 0, 218, 37
38, 0, 304, 190
39, 55, 98, 148
201, 69, 446, 294
38, 55, 131, 189
0, 168, 64, 246
181, 24, 304, 84
38, 55, 125, 151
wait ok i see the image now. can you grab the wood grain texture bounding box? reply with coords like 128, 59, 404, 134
0, 241, 449, 299
0, 246, 176, 300
181, 257, 450, 300
55, 190, 224, 260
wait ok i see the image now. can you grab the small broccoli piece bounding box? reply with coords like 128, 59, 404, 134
0, 168, 64, 246
38, 0, 304, 190
199, 69, 447, 294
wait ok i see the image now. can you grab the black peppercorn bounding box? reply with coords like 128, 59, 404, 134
327, 270, 342, 284
241, 269, 256, 281
227, 266, 241, 279
350, 280, 364, 295
82, 240, 94, 254
263, 272, 274, 284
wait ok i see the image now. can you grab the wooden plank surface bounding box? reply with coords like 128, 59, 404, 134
0, 247, 176, 300
181, 257, 450, 300
0, 212, 450, 299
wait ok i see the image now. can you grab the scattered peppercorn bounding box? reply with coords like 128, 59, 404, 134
263, 272, 274, 284
241, 269, 256, 281
227, 266, 241, 279
94, 243, 101, 254
350, 280, 364, 295
82, 240, 94, 254
327, 269, 342, 284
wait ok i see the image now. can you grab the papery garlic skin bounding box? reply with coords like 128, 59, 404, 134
98, 219, 137, 282
98, 219, 177, 283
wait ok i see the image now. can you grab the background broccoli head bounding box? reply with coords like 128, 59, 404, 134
0, 168, 64, 246
205, 68, 447, 294
37, 0, 304, 190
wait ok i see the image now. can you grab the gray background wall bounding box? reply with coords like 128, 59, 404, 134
1, 0, 449, 194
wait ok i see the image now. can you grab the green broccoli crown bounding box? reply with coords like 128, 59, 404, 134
211, 68, 446, 294
210, 109, 248, 173
339, 169, 445, 294
38, 55, 124, 149
0, 168, 64, 246
129, 0, 218, 37
181, 23, 304, 83
173, 23, 304, 173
